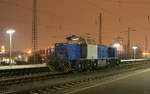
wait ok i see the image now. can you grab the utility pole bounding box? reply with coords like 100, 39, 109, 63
145, 35, 148, 52
32, 0, 38, 63
127, 27, 130, 58
99, 12, 102, 45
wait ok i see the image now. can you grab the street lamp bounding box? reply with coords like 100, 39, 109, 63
127, 27, 136, 59
132, 46, 138, 59
6, 29, 16, 64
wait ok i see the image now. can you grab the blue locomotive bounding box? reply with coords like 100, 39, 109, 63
48, 35, 120, 72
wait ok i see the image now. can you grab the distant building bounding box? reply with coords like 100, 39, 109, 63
38, 45, 55, 62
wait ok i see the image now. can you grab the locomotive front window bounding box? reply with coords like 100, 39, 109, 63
86, 38, 96, 45
67, 39, 81, 44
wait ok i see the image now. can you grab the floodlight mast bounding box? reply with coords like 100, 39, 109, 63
132, 46, 138, 59
6, 29, 16, 63
32, 0, 38, 63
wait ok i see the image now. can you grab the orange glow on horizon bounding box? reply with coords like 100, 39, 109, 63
1, 45, 5, 53
142, 52, 149, 56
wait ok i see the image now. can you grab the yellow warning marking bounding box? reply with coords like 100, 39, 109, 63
64, 64, 71, 72
48, 65, 55, 72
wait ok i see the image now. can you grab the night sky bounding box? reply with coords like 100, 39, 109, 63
0, 0, 150, 51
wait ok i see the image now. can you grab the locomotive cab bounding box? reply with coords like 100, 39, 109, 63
83, 37, 97, 59
66, 35, 98, 60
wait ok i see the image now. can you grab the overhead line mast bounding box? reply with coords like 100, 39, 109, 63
99, 13, 102, 45
32, 0, 38, 63
145, 35, 148, 52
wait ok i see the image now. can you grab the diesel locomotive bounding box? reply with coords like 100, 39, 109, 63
47, 35, 120, 72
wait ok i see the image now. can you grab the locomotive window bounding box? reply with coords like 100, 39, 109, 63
108, 48, 112, 57
112, 48, 116, 57
80, 40, 86, 44
67, 40, 81, 44
86, 39, 96, 45
67, 38, 87, 44
108, 47, 116, 57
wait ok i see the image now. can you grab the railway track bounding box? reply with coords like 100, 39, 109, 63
26, 62, 150, 94
0, 59, 147, 79
0, 72, 65, 86
0, 61, 150, 94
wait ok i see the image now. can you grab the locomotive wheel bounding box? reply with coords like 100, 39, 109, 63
77, 62, 82, 72
116, 60, 120, 65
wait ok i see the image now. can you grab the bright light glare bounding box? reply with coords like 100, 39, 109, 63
18, 55, 22, 59
132, 46, 138, 50
142, 52, 149, 56
6, 29, 16, 34
72, 38, 79, 40
27, 50, 32, 55
1, 45, 5, 53
113, 43, 120, 48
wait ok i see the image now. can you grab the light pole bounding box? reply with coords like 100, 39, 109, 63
127, 27, 136, 59
99, 12, 102, 45
132, 46, 138, 59
6, 29, 16, 64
